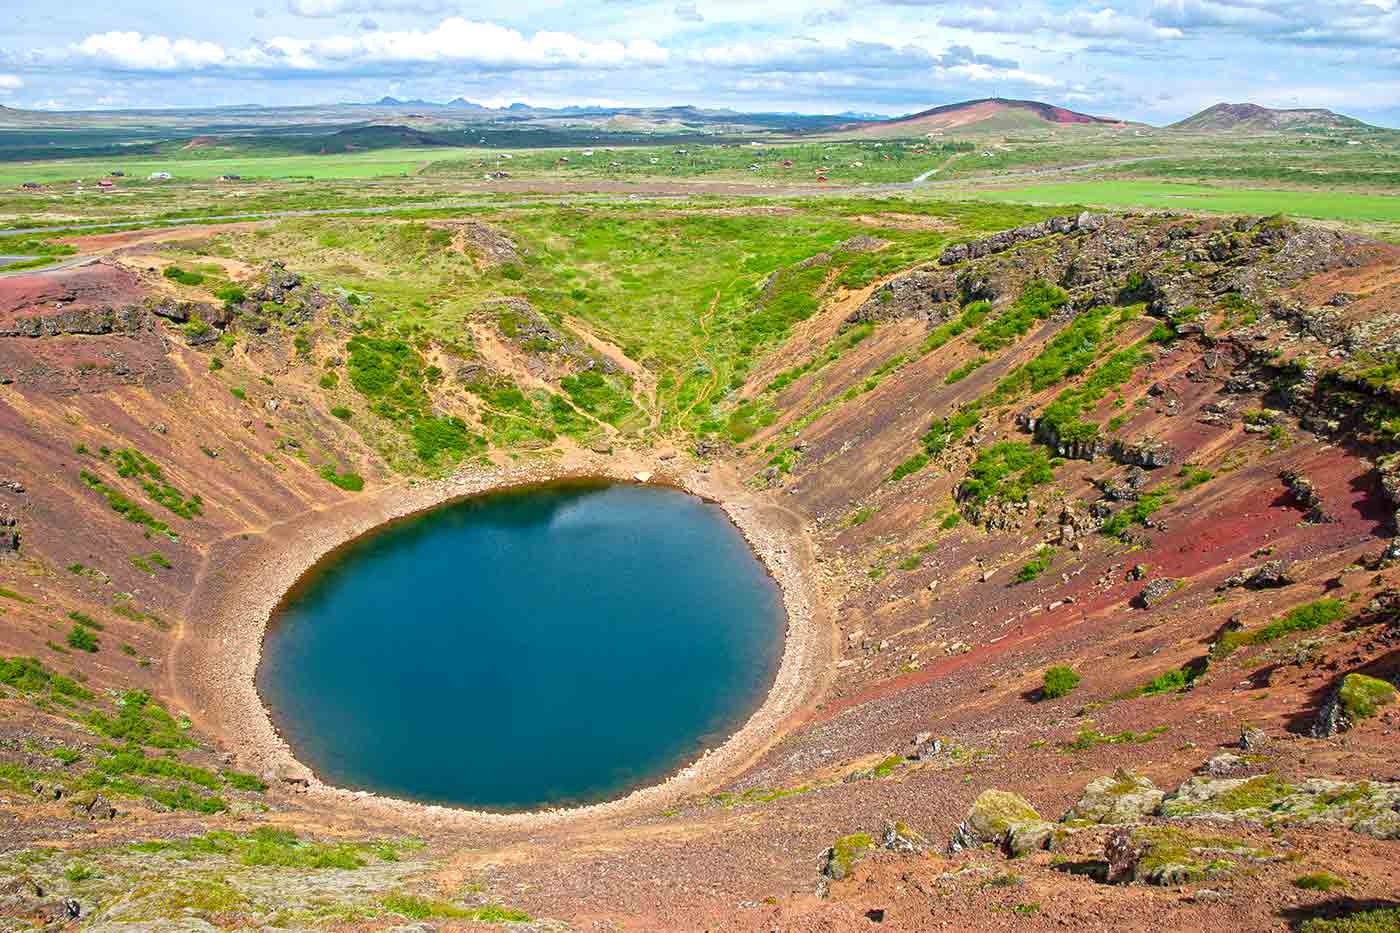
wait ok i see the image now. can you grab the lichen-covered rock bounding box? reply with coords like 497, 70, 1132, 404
1133, 578, 1179, 609
1113, 437, 1176, 469
949, 789, 1042, 853
1339, 673, 1397, 721
477, 297, 616, 375
1035, 419, 1108, 462
0, 304, 150, 338
1280, 469, 1335, 524
1063, 770, 1165, 824
937, 214, 1086, 266
1239, 726, 1269, 750
1106, 827, 1277, 886
1220, 560, 1294, 591
882, 820, 928, 853
1005, 819, 1058, 857
848, 270, 957, 325
822, 832, 876, 881
1162, 773, 1400, 838
1314, 673, 1398, 736
1199, 753, 1245, 777
446, 220, 526, 268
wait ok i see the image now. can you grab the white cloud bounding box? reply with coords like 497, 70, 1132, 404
76, 32, 228, 71
675, 2, 704, 23
288, 0, 457, 16
941, 6, 1183, 41
68, 19, 670, 73
0, 75, 23, 91
1150, 0, 1400, 48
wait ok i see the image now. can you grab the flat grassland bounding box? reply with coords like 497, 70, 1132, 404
5, 123, 1400, 234
959, 180, 1400, 224
0, 148, 469, 186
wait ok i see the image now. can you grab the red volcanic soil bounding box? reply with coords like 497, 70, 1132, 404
855, 97, 1129, 134
0, 260, 146, 320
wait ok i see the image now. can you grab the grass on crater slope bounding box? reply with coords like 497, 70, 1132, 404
217, 198, 1051, 439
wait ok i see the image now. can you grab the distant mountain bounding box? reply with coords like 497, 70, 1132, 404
844, 98, 1130, 137
1170, 102, 1372, 133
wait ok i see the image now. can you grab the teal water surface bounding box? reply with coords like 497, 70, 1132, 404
257, 480, 785, 811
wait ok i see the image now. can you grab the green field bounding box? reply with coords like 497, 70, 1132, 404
961, 180, 1400, 224
0, 148, 472, 186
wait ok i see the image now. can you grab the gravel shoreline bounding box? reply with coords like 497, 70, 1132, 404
171, 450, 827, 830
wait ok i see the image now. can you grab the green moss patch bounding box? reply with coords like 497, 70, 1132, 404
1339, 673, 1397, 721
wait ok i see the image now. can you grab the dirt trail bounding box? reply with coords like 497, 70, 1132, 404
558, 313, 660, 427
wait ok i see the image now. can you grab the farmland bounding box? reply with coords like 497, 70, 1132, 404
0, 147, 470, 187
958, 179, 1400, 225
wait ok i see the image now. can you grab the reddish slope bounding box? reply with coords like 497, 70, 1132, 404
847, 97, 1129, 136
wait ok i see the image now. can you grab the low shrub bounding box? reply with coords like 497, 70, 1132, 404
1042, 666, 1081, 699
65, 625, 99, 653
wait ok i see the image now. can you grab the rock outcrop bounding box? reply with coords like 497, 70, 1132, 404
1063, 770, 1165, 825
938, 213, 1098, 266
0, 305, 149, 338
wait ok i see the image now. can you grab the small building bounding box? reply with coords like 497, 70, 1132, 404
96, 179, 114, 189
218, 174, 242, 182
110, 171, 125, 177
20, 182, 41, 190
148, 172, 172, 181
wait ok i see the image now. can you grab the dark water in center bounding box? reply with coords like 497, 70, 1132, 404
257, 480, 785, 811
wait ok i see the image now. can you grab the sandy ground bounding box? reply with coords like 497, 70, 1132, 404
171, 448, 833, 830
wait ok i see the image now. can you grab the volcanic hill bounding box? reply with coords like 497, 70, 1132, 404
846, 97, 1132, 137
1171, 102, 1372, 133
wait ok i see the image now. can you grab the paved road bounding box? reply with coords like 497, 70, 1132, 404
900, 154, 1171, 190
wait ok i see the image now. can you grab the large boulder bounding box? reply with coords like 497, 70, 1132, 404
1063, 770, 1165, 824
1311, 673, 1397, 737
949, 789, 1055, 856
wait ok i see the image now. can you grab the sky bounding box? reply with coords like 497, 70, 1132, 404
1, 0, 1397, 126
